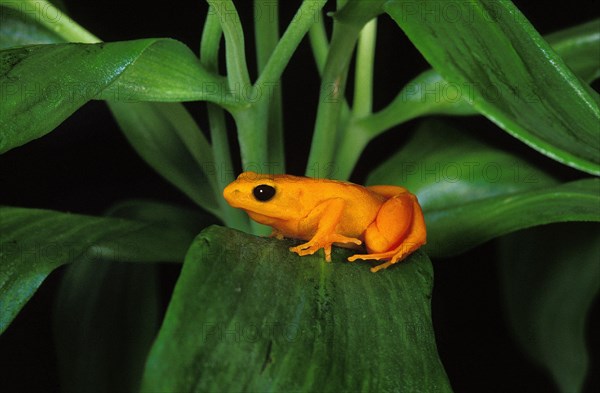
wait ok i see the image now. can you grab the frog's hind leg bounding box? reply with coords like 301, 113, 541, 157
348, 193, 426, 272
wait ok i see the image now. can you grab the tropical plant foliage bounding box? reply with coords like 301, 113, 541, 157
0, 1, 598, 392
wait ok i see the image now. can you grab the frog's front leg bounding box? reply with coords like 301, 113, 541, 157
348, 192, 426, 272
290, 198, 362, 261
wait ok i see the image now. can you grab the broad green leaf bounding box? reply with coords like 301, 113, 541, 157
107, 102, 221, 217
102, 38, 228, 103
545, 18, 600, 84
141, 226, 451, 393
0, 7, 225, 219
385, 0, 600, 176
368, 120, 558, 210
0, 206, 194, 335
0, 5, 66, 49
54, 260, 160, 393
423, 178, 600, 257
498, 223, 600, 393
368, 120, 600, 257
358, 18, 600, 137
51, 199, 216, 392
339, 19, 600, 178
0, 39, 228, 154
0, 0, 98, 43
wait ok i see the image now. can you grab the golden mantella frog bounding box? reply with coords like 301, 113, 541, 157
223, 172, 426, 272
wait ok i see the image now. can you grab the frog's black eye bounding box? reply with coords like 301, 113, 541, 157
253, 184, 276, 202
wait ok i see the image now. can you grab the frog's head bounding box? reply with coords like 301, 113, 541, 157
223, 171, 308, 224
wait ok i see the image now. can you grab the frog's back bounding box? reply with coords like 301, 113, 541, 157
276, 175, 385, 235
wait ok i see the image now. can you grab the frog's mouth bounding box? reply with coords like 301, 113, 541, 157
245, 211, 281, 226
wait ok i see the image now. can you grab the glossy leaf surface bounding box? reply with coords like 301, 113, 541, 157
385, 0, 600, 175
0, 39, 225, 154
0, 206, 194, 334
141, 226, 452, 393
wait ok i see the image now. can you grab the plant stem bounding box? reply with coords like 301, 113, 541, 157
333, 121, 370, 180
206, 0, 267, 171
308, 15, 329, 74
254, 0, 285, 171
305, 0, 386, 179
305, 21, 361, 179
352, 18, 377, 118
200, 9, 250, 232
255, 0, 327, 88
253, 0, 328, 173
206, 0, 251, 88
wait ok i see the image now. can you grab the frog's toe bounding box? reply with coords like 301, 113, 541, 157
330, 234, 362, 246
290, 242, 334, 262
370, 260, 394, 273
290, 242, 318, 256
290, 244, 311, 255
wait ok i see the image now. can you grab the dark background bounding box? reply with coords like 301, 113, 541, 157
1, 1, 598, 392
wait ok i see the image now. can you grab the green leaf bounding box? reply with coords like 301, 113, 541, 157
368, 120, 558, 209
498, 223, 600, 393
0, 39, 228, 154
545, 18, 600, 84
0, 5, 66, 49
0, 0, 99, 43
51, 201, 216, 392
355, 69, 476, 139
385, 0, 600, 176
54, 260, 160, 393
141, 226, 452, 393
0, 206, 194, 335
350, 18, 600, 157
424, 178, 600, 257
107, 101, 221, 217
368, 120, 600, 257
100, 39, 227, 102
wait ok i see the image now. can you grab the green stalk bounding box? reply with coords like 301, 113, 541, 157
332, 122, 370, 180
305, 21, 361, 179
206, 0, 251, 88
307, 11, 354, 164
1, 0, 99, 43
308, 14, 329, 74
326, 17, 377, 180
200, 8, 250, 232
305, 0, 385, 179
254, 0, 285, 171
206, 0, 265, 171
255, 0, 327, 88
352, 18, 377, 118
253, 0, 328, 173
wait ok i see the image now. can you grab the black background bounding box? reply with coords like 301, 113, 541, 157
1, 1, 599, 392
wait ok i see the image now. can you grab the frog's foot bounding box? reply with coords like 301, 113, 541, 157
290, 234, 361, 262
348, 241, 423, 272
347, 252, 404, 273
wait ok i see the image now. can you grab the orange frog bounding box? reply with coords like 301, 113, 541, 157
223, 172, 426, 272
